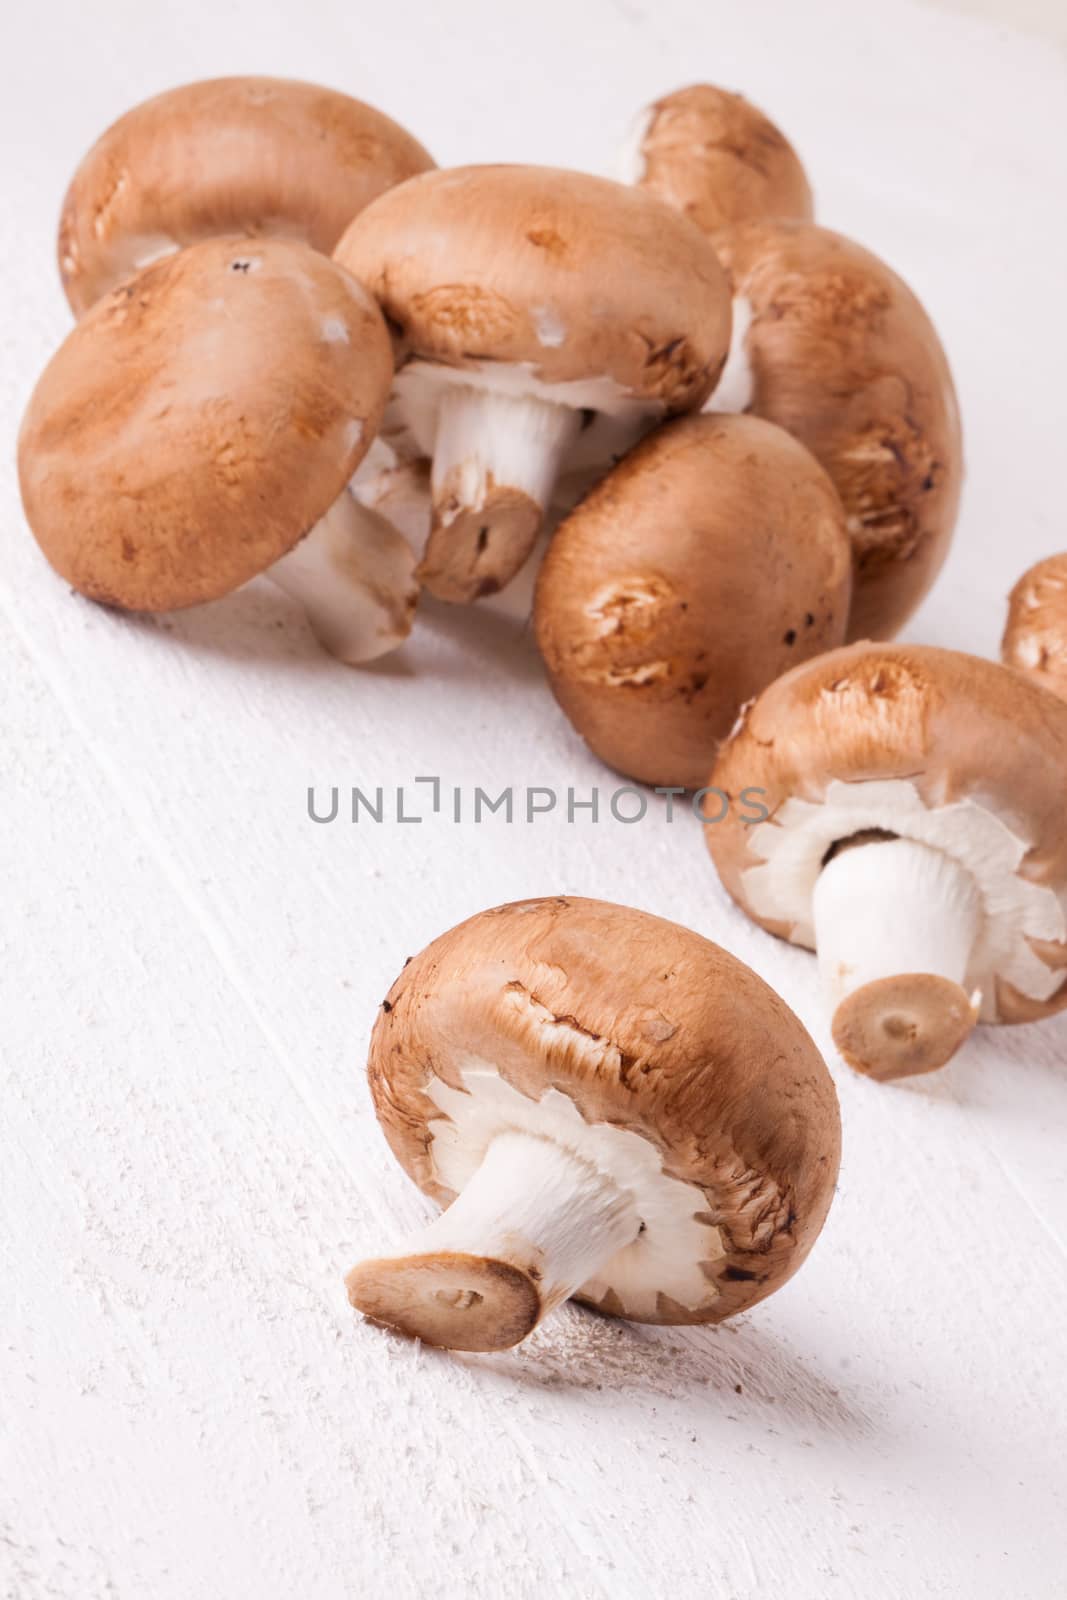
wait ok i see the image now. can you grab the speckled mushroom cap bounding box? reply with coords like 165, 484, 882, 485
534, 413, 852, 789
59, 76, 434, 317
367, 895, 841, 1324
334, 165, 732, 407
711, 220, 962, 641
1002, 554, 1067, 701
707, 643, 1067, 1025
628, 84, 813, 232
18, 236, 393, 611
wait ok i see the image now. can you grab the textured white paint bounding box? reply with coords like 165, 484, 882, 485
2, 2, 1066, 1598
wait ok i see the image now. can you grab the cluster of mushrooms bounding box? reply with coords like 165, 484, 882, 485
19, 77, 1067, 1353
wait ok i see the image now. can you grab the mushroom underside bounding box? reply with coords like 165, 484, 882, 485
740, 778, 1066, 1074
347, 1063, 724, 1350
390, 360, 659, 602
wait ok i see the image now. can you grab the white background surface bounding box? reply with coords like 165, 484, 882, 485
2, 2, 1066, 1597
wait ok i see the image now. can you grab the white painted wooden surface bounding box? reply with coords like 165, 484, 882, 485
2, 1, 1065, 1595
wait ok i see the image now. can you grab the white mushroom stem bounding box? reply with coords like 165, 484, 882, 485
813, 836, 983, 1078
389, 360, 657, 601
350, 437, 431, 554
706, 295, 755, 414
412, 380, 585, 602
814, 836, 981, 1001
347, 1129, 640, 1351
431, 382, 584, 527
616, 105, 654, 186
265, 489, 418, 664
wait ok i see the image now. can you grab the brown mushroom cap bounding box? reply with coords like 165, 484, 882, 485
365, 895, 841, 1325
711, 220, 962, 641
18, 237, 393, 611
59, 77, 434, 317
707, 642, 1067, 1024
534, 413, 852, 789
1002, 553, 1067, 701
334, 165, 732, 407
631, 84, 813, 232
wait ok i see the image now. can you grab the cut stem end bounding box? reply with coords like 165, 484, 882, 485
346, 1251, 543, 1352
419, 488, 542, 602
814, 836, 983, 1079
346, 1129, 639, 1351
419, 380, 582, 602
832, 974, 979, 1082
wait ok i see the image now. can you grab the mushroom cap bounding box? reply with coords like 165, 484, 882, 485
59, 76, 434, 316
19, 237, 392, 611
367, 895, 841, 1324
630, 84, 813, 232
334, 165, 732, 409
712, 220, 962, 641
1002, 553, 1067, 701
707, 642, 1067, 1024
534, 413, 852, 789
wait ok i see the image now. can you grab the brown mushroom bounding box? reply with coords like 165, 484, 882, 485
703, 220, 962, 641
347, 896, 840, 1351
59, 76, 434, 317
334, 165, 732, 603
19, 237, 417, 662
624, 83, 813, 231
706, 643, 1067, 1080
534, 413, 852, 788
1002, 553, 1067, 701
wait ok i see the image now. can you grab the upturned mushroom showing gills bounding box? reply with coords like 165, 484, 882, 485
534, 413, 852, 789
334, 165, 732, 603
347, 896, 840, 1353
58, 76, 434, 317
1002, 554, 1067, 702
704, 220, 962, 641
623, 84, 813, 232
18, 237, 418, 663
706, 643, 1067, 1082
